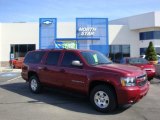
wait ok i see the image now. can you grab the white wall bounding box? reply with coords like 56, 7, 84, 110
57, 22, 76, 38
0, 24, 2, 62
109, 17, 129, 25
110, 12, 157, 30
155, 11, 160, 27
128, 12, 155, 30
136, 27, 160, 51
1, 23, 39, 61
109, 25, 139, 57
138, 40, 160, 48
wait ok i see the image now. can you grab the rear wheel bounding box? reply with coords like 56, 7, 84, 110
29, 76, 42, 93
90, 85, 117, 112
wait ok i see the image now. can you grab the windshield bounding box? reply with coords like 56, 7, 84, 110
81, 51, 112, 66
129, 58, 148, 64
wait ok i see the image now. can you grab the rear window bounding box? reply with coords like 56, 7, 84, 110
46, 52, 61, 65
24, 51, 45, 64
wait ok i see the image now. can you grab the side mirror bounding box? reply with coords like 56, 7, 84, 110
72, 60, 83, 67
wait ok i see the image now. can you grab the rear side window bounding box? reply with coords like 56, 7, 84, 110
61, 52, 81, 67
46, 52, 61, 65
24, 51, 45, 64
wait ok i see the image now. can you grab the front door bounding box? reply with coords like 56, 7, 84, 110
59, 51, 88, 93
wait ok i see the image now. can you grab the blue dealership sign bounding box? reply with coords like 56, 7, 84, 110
39, 18, 109, 55
39, 18, 57, 49
76, 18, 109, 55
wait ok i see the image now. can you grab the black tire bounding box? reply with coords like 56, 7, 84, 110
148, 77, 153, 81
12, 64, 15, 69
29, 76, 42, 94
90, 85, 117, 113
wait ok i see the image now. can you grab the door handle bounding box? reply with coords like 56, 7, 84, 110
38, 66, 48, 70
60, 69, 65, 73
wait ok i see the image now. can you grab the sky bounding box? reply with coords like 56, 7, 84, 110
0, 0, 160, 22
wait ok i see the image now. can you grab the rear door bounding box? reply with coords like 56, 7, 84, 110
38, 51, 62, 86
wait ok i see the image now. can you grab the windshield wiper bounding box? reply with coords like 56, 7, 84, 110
98, 63, 107, 65
91, 62, 112, 66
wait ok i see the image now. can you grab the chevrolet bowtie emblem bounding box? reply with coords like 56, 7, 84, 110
43, 20, 52, 25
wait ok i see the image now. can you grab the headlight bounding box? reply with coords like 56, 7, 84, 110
121, 77, 136, 87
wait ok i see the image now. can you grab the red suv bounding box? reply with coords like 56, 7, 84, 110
21, 49, 150, 112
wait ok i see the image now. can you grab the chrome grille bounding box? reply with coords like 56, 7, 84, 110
136, 74, 147, 87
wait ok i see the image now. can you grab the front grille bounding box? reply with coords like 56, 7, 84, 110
137, 74, 146, 79
136, 74, 147, 87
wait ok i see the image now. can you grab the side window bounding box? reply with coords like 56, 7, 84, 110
24, 51, 45, 64
46, 52, 61, 65
61, 52, 81, 67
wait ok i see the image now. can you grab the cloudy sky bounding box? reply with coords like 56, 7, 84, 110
0, 0, 160, 22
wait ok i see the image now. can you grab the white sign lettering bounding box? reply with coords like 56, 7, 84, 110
78, 27, 96, 36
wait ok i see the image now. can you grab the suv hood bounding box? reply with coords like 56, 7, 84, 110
94, 64, 145, 77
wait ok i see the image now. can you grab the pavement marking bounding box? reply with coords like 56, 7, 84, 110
6, 76, 22, 83
1, 73, 17, 77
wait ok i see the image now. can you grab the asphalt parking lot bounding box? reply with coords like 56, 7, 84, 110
0, 71, 160, 120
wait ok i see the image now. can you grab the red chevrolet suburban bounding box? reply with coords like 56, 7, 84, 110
21, 49, 150, 112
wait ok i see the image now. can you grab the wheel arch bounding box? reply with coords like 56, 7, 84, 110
89, 80, 117, 99
28, 71, 38, 80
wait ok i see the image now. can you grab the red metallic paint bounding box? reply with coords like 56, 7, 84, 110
21, 49, 149, 105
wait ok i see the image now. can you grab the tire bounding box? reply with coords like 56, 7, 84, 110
12, 64, 15, 69
90, 85, 117, 113
29, 76, 42, 94
148, 77, 153, 81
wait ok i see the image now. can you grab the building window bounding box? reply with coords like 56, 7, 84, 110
10, 44, 36, 59
140, 31, 160, 40
140, 48, 147, 55
140, 47, 160, 55
109, 45, 130, 63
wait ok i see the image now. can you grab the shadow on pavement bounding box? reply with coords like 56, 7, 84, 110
150, 77, 160, 84
0, 82, 130, 115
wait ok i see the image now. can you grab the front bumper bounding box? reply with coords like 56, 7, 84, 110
117, 81, 150, 105
146, 70, 155, 78
21, 72, 28, 81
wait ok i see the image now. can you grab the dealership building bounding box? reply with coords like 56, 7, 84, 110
0, 11, 160, 67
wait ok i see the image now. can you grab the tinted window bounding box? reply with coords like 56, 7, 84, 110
139, 31, 160, 40
109, 45, 130, 63
24, 51, 45, 64
46, 52, 61, 65
61, 52, 81, 67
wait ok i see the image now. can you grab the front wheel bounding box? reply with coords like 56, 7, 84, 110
90, 85, 117, 112
29, 76, 42, 94
148, 77, 154, 81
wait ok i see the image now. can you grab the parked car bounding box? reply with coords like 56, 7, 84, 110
158, 56, 160, 64
120, 57, 156, 80
21, 49, 149, 112
140, 54, 160, 64
10, 57, 24, 69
